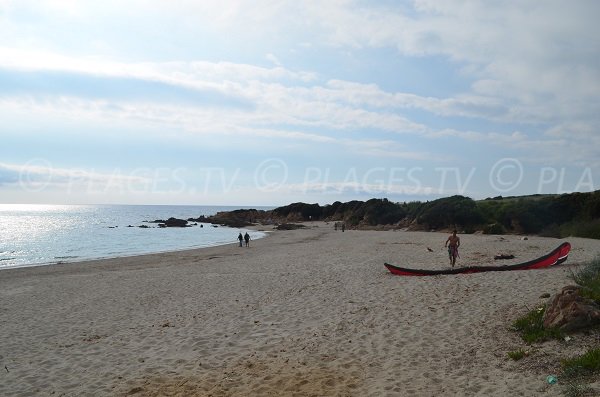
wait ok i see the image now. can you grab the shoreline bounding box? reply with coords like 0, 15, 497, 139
0, 225, 271, 272
2, 223, 600, 396
0, 203, 271, 271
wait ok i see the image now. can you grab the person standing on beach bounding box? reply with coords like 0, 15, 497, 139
244, 232, 250, 247
445, 230, 460, 267
238, 232, 243, 247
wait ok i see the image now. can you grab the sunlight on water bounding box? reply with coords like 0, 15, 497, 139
0, 204, 266, 269
0, 204, 88, 212
0, 205, 89, 246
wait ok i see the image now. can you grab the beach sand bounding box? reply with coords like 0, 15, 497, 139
2, 223, 600, 396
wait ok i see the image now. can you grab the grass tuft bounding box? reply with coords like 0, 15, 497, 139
507, 349, 527, 361
512, 306, 563, 343
569, 256, 600, 303
561, 348, 600, 379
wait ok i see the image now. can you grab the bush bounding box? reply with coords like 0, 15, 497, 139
483, 223, 506, 235
475, 192, 600, 238
417, 195, 484, 229
539, 223, 562, 238
569, 256, 600, 303
561, 219, 600, 240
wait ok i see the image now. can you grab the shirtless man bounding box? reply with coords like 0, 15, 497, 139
445, 230, 460, 267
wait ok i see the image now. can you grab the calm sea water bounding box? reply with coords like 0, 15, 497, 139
0, 204, 268, 269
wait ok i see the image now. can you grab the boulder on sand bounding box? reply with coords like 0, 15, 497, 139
542, 285, 600, 331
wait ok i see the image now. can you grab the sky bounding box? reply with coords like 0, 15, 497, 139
0, 0, 599, 206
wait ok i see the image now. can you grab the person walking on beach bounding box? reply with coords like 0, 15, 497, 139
238, 232, 243, 247
244, 232, 250, 247
445, 230, 460, 267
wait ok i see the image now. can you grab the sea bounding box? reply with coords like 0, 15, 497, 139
0, 204, 269, 269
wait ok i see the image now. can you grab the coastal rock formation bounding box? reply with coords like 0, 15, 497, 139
164, 218, 189, 227
542, 285, 600, 331
149, 218, 190, 227
189, 210, 267, 228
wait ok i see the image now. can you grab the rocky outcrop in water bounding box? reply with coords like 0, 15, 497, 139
148, 217, 190, 227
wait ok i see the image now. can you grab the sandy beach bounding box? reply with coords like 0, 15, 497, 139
2, 223, 600, 396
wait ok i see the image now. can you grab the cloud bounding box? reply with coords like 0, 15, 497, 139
0, 161, 153, 192
0, 166, 19, 186
0, 68, 254, 109
2, 1, 598, 120
311, 1, 600, 120
1, 1, 599, 173
286, 180, 436, 197
0, 46, 316, 84
266, 53, 282, 67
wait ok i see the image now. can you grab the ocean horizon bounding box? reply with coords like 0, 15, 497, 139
0, 204, 270, 269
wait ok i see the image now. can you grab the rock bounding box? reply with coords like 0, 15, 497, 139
521, 236, 528, 240
164, 217, 189, 227
542, 285, 600, 331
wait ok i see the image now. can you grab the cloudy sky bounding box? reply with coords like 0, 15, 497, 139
1, 0, 598, 205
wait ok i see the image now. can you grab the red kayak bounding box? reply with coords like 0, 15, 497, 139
384, 242, 571, 276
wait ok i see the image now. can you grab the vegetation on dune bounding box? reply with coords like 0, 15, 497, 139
199, 190, 600, 237
414, 195, 484, 231
273, 190, 600, 238
507, 257, 600, 396
507, 348, 528, 361
561, 348, 600, 379
569, 256, 600, 303
512, 306, 563, 344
